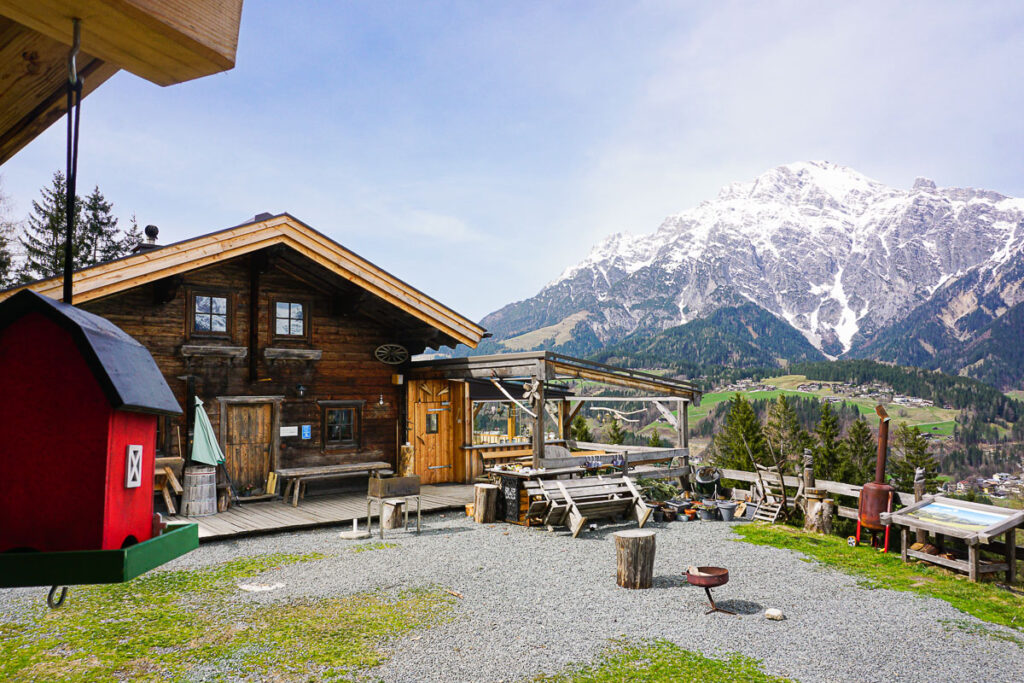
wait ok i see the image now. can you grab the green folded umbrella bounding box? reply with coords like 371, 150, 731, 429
190, 396, 225, 466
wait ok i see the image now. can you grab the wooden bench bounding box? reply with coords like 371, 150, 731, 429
276, 461, 392, 507
154, 456, 184, 515
525, 474, 651, 538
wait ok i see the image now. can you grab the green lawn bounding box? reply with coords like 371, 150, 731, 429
0, 551, 455, 681
733, 525, 1024, 632
535, 640, 790, 682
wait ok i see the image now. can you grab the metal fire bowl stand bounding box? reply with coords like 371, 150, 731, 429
685, 566, 735, 615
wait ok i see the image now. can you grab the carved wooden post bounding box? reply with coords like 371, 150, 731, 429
802, 448, 815, 492
473, 483, 498, 523
613, 529, 656, 589
913, 467, 926, 546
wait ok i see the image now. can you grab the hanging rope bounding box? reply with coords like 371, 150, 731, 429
62, 18, 84, 304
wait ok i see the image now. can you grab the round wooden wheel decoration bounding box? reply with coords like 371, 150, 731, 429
374, 343, 409, 365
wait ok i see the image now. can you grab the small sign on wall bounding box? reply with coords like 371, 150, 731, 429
301, 425, 311, 439
125, 445, 143, 489
280, 426, 298, 437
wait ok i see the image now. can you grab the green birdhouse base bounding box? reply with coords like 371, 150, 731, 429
0, 523, 199, 588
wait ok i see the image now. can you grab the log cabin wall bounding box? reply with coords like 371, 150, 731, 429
82, 254, 404, 476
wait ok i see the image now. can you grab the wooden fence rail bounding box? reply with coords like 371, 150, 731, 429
719, 468, 914, 520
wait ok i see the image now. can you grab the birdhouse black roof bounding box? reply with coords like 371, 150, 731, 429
0, 290, 182, 416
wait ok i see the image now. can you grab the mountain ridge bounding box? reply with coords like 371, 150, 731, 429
476, 161, 1024, 386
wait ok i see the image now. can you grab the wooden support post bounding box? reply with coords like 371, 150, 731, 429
613, 529, 656, 589
473, 483, 498, 523
558, 399, 570, 441
532, 369, 545, 469
1007, 528, 1017, 585
968, 542, 979, 582
913, 477, 927, 546
901, 527, 909, 563
678, 399, 691, 493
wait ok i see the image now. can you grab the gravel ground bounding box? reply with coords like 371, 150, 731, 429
3, 513, 1022, 682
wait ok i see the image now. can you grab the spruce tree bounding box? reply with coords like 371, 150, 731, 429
0, 186, 14, 288
570, 413, 592, 442
763, 395, 809, 470
19, 171, 84, 282
837, 417, 875, 485
712, 394, 767, 469
122, 213, 143, 255
647, 430, 662, 448
81, 186, 121, 264
813, 401, 842, 480
606, 419, 625, 445
890, 423, 940, 493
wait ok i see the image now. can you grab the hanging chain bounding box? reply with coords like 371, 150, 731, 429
63, 18, 83, 304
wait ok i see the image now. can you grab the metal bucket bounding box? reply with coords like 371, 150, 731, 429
718, 501, 738, 522
181, 466, 217, 517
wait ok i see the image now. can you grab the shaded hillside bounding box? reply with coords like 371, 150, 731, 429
933, 299, 1024, 390
592, 303, 826, 370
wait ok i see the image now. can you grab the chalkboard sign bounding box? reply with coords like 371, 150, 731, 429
499, 475, 520, 522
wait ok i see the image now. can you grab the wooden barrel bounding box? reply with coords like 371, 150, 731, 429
181, 466, 218, 517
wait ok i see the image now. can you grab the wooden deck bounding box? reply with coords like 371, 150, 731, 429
175, 484, 475, 541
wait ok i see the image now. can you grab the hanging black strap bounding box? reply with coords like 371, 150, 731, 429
63, 20, 83, 305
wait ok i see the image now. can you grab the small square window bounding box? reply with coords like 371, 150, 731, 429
274, 301, 306, 337
425, 413, 439, 434
323, 404, 360, 448
192, 293, 228, 336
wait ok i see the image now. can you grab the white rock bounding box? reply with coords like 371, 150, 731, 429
765, 608, 785, 621
338, 530, 372, 540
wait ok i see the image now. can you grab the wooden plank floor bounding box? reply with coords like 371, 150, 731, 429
175, 484, 475, 542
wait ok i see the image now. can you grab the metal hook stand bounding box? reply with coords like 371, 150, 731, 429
47, 585, 69, 609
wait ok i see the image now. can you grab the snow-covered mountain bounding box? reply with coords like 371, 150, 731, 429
480, 161, 1024, 363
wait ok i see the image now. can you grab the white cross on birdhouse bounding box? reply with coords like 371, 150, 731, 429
125, 445, 143, 488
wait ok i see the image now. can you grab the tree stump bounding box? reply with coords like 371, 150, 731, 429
613, 529, 656, 589
382, 498, 405, 530
474, 484, 498, 524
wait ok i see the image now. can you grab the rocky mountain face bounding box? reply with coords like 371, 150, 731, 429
479, 162, 1024, 383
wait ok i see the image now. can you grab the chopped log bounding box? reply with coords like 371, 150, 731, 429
474, 483, 498, 524
382, 498, 405, 530
613, 529, 656, 589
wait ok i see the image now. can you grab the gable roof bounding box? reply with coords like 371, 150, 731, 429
0, 290, 182, 416
2, 213, 486, 349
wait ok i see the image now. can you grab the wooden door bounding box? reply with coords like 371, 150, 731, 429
411, 380, 455, 484
223, 402, 273, 495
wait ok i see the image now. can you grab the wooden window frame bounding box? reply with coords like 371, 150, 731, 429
270, 297, 312, 342
319, 399, 364, 451
188, 288, 233, 340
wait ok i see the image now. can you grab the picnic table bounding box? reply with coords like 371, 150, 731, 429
276, 461, 392, 507
485, 466, 588, 523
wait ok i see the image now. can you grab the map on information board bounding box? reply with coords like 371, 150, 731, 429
906, 501, 1008, 532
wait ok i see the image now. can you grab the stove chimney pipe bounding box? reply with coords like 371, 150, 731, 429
874, 404, 890, 484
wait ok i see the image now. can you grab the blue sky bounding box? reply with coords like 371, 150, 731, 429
3, 1, 1024, 322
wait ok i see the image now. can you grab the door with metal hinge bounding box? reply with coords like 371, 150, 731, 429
413, 398, 453, 484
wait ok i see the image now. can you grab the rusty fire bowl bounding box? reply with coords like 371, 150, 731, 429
685, 566, 729, 588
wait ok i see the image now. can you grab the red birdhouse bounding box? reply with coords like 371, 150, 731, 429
0, 290, 182, 553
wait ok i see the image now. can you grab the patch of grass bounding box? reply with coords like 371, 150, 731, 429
350, 541, 399, 553
0, 552, 455, 681
534, 639, 790, 682
734, 524, 1024, 631
942, 619, 1024, 648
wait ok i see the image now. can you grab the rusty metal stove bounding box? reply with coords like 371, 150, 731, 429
856, 405, 896, 552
